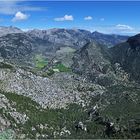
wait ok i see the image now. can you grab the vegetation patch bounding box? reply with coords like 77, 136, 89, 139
0, 91, 89, 139
41, 63, 71, 77
41, 69, 55, 77
0, 62, 13, 69
35, 54, 48, 69
0, 129, 15, 140
53, 63, 71, 72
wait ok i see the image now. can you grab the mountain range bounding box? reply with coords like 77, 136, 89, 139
0, 26, 129, 65
0, 26, 140, 139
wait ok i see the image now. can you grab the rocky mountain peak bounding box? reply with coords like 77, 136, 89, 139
110, 33, 140, 82
0, 26, 23, 37
127, 34, 140, 50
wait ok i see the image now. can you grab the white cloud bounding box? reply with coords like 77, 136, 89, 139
84, 24, 138, 35
0, 1, 45, 15
116, 24, 134, 31
12, 11, 29, 22
100, 18, 105, 21
84, 16, 92, 20
54, 15, 74, 21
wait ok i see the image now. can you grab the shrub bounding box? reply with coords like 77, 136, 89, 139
0, 62, 13, 69
54, 63, 71, 72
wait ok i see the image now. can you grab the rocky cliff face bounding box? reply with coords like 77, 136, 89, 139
0, 33, 36, 60
27, 28, 92, 50
72, 33, 140, 84
72, 42, 129, 86
72, 42, 111, 79
110, 34, 140, 82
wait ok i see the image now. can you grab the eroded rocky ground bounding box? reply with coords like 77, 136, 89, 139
0, 27, 139, 139
0, 61, 140, 139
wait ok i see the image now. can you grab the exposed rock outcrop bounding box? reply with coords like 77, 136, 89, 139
110, 33, 140, 82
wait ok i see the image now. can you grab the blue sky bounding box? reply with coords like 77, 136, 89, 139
0, 1, 140, 35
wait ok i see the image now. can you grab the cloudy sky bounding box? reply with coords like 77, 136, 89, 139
0, 1, 140, 35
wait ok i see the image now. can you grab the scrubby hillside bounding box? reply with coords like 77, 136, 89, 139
0, 27, 139, 139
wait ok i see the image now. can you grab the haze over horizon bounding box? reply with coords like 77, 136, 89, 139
0, 1, 140, 35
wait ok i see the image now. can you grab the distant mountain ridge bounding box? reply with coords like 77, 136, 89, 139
0, 26, 23, 37
0, 26, 131, 68
92, 31, 129, 48
27, 28, 92, 49
27, 28, 129, 48
0, 26, 129, 50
